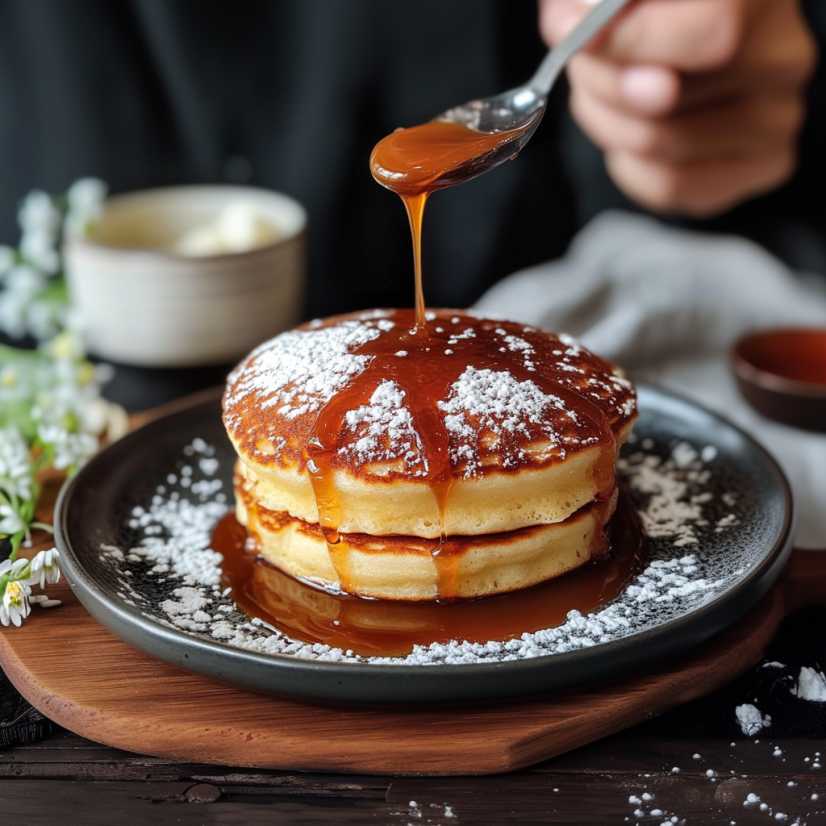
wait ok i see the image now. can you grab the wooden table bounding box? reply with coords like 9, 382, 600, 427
2, 372, 825, 824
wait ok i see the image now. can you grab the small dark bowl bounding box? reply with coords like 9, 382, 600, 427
731, 327, 826, 432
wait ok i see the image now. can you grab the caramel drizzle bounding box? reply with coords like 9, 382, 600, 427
402, 193, 428, 329
301, 118, 620, 597
370, 120, 527, 331
303, 312, 619, 597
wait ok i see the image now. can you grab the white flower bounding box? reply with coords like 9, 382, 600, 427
65, 178, 106, 239
0, 557, 30, 579
0, 501, 24, 536
18, 191, 60, 235
29, 594, 62, 609
20, 229, 59, 275
104, 403, 129, 442
77, 397, 109, 435
0, 366, 16, 387
46, 331, 84, 362
36, 424, 97, 470
26, 299, 63, 341
67, 177, 107, 215
0, 245, 14, 274
0, 293, 27, 339
0, 578, 31, 626
0, 427, 32, 500
94, 362, 115, 384
6, 264, 45, 298
28, 548, 60, 588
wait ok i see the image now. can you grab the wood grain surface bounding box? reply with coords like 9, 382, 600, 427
1, 552, 823, 775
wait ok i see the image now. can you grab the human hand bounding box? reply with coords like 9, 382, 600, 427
540, 0, 816, 217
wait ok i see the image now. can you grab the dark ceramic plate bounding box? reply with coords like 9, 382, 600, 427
55, 386, 793, 704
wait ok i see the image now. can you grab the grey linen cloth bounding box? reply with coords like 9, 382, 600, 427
474, 211, 826, 549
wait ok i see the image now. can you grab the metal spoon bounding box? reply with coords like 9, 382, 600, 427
433, 0, 631, 188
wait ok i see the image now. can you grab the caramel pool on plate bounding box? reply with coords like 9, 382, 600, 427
214, 495, 644, 658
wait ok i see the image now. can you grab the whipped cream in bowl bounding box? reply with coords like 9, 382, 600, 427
64, 185, 306, 367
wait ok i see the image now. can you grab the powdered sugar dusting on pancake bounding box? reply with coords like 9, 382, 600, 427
438, 367, 587, 476
225, 319, 385, 422
222, 310, 637, 477
338, 380, 426, 474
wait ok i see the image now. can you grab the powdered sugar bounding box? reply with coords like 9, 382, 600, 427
438, 367, 577, 476
736, 703, 772, 736
495, 329, 538, 372
339, 380, 425, 473
619, 445, 712, 548
225, 319, 385, 424
793, 667, 826, 702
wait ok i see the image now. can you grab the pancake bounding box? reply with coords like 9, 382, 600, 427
235, 467, 619, 601
223, 309, 636, 537
222, 308, 636, 600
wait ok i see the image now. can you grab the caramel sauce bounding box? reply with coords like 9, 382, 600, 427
736, 328, 826, 387
402, 192, 428, 328
302, 310, 619, 597
214, 493, 645, 658
370, 120, 528, 327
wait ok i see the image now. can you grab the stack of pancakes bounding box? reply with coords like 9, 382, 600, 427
222, 309, 637, 601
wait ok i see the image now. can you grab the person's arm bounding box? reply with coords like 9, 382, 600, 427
540, 0, 817, 218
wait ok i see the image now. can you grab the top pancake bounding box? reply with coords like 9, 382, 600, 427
223, 309, 636, 537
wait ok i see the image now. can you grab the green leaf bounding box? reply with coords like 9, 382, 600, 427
42, 277, 68, 301
9, 531, 24, 555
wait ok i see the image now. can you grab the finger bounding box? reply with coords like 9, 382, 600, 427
568, 53, 681, 116
677, 69, 808, 113
605, 148, 797, 218
539, 0, 598, 46
589, 0, 747, 72
569, 52, 802, 120
678, 5, 817, 108
570, 84, 805, 163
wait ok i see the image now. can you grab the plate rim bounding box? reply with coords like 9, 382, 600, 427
54, 384, 794, 695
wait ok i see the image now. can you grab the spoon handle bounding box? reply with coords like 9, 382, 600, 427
530, 0, 632, 94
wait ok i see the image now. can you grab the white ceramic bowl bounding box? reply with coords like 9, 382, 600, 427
65, 185, 306, 367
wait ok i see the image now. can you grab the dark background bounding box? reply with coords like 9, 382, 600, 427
1, 0, 826, 323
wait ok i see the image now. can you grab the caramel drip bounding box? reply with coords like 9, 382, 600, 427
431, 543, 462, 599
214, 494, 645, 658
402, 193, 428, 329
304, 381, 375, 590
371, 120, 527, 332
302, 311, 624, 598
304, 321, 457, 595
327, 542, 354, 594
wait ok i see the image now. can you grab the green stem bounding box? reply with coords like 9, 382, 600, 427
9, 529, 25, 558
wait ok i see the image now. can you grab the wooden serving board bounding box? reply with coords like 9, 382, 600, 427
0, 546, 824, 775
